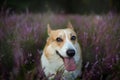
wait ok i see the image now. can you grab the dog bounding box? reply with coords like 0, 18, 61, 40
41, 22, 82, 80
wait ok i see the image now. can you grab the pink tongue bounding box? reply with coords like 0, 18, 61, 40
64, 57, 76, 71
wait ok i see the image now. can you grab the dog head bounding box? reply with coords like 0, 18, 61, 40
45, 22, 81, 71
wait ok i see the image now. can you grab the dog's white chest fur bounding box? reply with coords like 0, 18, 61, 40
41, 23, 82, 80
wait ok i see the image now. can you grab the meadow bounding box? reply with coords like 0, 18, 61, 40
0, 12, 120, 80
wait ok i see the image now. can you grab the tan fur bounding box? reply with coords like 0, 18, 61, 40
41, 23, 82, 80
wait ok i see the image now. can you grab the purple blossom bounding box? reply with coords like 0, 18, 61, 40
0, 12, 120, 80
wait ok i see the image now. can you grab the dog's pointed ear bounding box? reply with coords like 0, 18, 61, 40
47, 24, 51, 35
67, 22, 74, 30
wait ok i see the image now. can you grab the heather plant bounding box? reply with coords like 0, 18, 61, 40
0, 11, 120, 80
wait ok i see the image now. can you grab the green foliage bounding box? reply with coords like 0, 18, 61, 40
21, 38, 36, 54
0, 0, 120, 13
0, 35, 14, 71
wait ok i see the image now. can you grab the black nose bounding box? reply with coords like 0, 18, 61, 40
66, 49, 75, 57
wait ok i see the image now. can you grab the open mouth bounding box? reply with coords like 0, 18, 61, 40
56, 50, 76, 71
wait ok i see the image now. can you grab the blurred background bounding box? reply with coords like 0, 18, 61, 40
0, 0, 120, 14
0, 0, 120, 80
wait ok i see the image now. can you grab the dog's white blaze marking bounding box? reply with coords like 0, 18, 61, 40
65, 30, 77, 51
60, 30, 77, 57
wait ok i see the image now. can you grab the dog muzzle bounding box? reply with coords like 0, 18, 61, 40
56, 50, 76, 71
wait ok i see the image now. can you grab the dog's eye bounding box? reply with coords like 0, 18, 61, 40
56, 37, 63, 42
71, 36, 76, 41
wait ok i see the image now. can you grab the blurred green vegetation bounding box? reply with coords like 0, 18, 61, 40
0, 29, 14, 73
0, 0, 120, 14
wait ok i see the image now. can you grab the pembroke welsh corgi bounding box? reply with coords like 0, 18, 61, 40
41, 22, 82, 80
